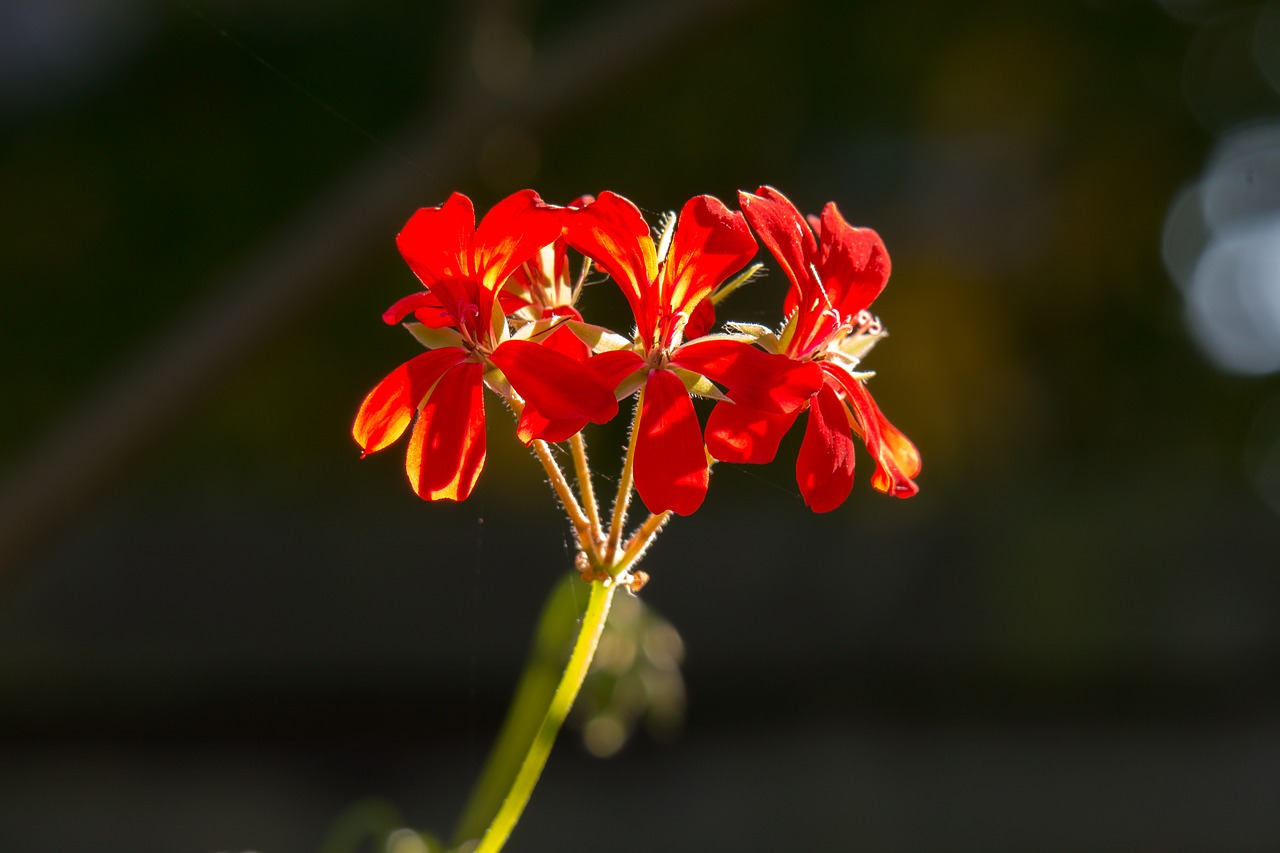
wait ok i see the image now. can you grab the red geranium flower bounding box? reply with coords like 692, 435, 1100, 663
488, 193, 640, 444
353, 190, 620, 502
500, 194, 594, 325
705, 186, 920, 511
565, 192, 822, 516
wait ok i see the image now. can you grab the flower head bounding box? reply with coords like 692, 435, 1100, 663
705, 186, 920, 510
565, 192, 822, 515
354, 190, 619, 502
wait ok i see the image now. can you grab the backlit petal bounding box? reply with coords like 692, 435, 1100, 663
396, 193, 475, 285
796, 381, 856, 513
816, 202, 890, 318
564, 192, 657, 336
662, 195, 755, 322
829, 368, 920, 499
352, 348, 469, 455
739, 186, 818, 302
405, 360, 487, 501
538, 322, 591, 362
490, 339, 619, 423
634, 369, 708, 516
498, 288, 536, 317
514, 408, 580, 445
513, 348, 644, 445
705, 399, 798, 464
382, 290, 453, 328
879, 414, 922, 481
684, 297, 716, 341
472, 189, 565, 291
672, 338, 823, 413
417, 276, 486, 334
586, 348, 646, 395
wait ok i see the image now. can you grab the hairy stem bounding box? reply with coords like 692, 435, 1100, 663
615, 510, 671, 576
604, 392, 644, 566
530, 439, 597, 561
569, 432, 602, 546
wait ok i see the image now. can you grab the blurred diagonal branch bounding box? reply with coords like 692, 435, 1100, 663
0, 0, 756, 577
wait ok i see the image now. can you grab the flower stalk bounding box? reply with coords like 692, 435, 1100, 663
530, 437, 597, 561
467, 576, 618, 853
569, 432, 602, 545
452, 400, 656, 853
615, 509, 671, 578
604, 393, 645, 566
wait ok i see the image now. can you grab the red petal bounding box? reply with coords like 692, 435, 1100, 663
829, 368, 920, 498
879, 413, 922, 481
515, 408, 580, 445
704, 399, 798, 464
396, 193, 475, 285
498, 289, 535, 316
513, 349, 644, 445
545, 304, 583, 321
633, 369, 708, 516
353, 348, 469, 455
684, 297, 716, 341
816, 202, 890, 319
382, 291, 454, 327
418, 276, 488, 335
662, 195, 756, 323
405, 360, 487, 501
490, 339, 618, 423
472, 189, 565, 291
539, 322, 591, 362
564, 192, 657, 338
738, 186, 818, 302
672, 338, 823, 413
586, 349, 646, 393
796, 381, 856, 513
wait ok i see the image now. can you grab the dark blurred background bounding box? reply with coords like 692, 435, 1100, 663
3, 0, 1280, 850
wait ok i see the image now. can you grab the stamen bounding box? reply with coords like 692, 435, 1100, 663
835, 310, 889, 364
854, 309, 884, 336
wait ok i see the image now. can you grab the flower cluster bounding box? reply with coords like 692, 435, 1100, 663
353, 186, 919, 515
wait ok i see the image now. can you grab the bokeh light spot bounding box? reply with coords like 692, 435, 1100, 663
1165, 123, 1280, 374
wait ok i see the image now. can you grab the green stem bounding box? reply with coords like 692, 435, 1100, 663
449, 577, 580, 846
466, 578, 618, 853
